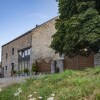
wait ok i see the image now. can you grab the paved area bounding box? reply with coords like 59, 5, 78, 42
0, 76, 30, 89
0, 75, 44, 89
0, 83, 8, 88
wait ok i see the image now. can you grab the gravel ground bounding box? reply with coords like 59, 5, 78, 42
0, 76, 32, 89
0, 75, 44, 90
0, 83, 8, 88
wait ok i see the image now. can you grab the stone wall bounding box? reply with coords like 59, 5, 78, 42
1, 32, 32, 77
94, 53, 100, 66
31, 17, 59, 64
31, 17, 59, 73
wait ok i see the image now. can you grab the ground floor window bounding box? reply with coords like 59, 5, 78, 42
19, 60, 30, 75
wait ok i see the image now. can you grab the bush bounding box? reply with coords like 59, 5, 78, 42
17, 70, 21, 74
13, 70, 16, 75
24, 68, 29, 73
32, 63, 38, 72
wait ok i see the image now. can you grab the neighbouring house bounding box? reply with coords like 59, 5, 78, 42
1, 17, 100, 77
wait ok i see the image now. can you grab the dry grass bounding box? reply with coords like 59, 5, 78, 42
0, 66, 100, 100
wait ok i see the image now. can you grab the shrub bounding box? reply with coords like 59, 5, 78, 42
32, 63, 38, 72
17, 70, 21, 74
13, 70, 16, 75
24, 68, 29, 73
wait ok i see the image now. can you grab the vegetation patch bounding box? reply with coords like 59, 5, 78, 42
0, 67, 100, 100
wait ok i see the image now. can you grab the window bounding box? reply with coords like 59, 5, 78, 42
27, 60, 30, 68
19, 51, 22, 56
24, 61, 28, 68
5, 66, 7, 70
22, 51, 25, 58
28, 49, 30, 55
25, 50, 28, 56
19, 60, 30, 72
19, 48, 30, 57
6, 53, 8, 59
19, 61, 22, 72
11, 63, 14, 70
22, 61, 24, 70
12, 48, 14, 55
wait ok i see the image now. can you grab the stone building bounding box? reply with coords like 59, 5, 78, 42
1, 17, 100, 77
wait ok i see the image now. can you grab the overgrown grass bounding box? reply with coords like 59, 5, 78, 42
0, 67, 100, 100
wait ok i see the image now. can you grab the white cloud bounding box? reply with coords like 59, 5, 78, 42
27, 13, 48, 19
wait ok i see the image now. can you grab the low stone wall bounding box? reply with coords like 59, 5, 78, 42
94, 53, 100, 66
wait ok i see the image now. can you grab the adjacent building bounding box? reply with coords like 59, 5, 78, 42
1, 17, 100, 77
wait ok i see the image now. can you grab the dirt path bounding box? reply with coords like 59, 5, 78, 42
0, 83, 8, 88
0, 75, 43, 90
0, 76, 31, 90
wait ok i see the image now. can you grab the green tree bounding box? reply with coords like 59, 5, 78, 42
51, 0, 100, 56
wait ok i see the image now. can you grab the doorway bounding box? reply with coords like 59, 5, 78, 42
11, 63, 14, 76
54, 61, 60, 73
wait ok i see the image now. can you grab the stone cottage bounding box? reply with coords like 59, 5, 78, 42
1, 17, 100, 77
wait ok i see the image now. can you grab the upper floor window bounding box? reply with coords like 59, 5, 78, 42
28, 49, 30, 55
5, 66, 7, 70
6, 53, 8, 59
22, 51, 25, 58
25, 50, 28, 56
19, 48, 30, 57
12, 48, 14, 55
19, 51, 22, 56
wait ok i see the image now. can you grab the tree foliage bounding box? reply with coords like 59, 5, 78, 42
51, 0, 100, 56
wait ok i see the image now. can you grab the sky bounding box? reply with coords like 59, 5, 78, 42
0, 0, 58, 61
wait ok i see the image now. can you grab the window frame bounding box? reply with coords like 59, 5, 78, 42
12, 48, 14, 55
6, 53, 8, 59
5, 66, 7, 70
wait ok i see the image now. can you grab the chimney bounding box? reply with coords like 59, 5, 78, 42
36, 24, 39, 28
